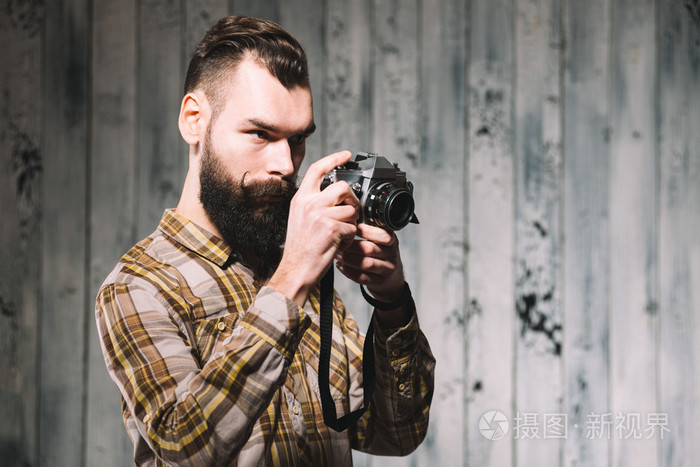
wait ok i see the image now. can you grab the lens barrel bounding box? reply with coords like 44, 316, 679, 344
364, 182, 415, 231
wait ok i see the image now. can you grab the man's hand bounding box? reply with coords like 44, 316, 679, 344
267, 150, 360, 307
335, 223, 411, 328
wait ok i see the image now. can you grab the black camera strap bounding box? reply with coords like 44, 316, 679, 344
318, 266, 376, 432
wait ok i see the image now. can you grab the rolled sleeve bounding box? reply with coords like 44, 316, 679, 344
352, 299, 436, 456
238, 286, 311, 362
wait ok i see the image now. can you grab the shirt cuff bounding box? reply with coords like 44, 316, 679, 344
239, 286, 311, 361
372, 299, 421, 361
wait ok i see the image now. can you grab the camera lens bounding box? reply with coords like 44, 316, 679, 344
365, 183, 415, 231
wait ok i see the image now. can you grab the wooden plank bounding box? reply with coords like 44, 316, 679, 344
84, 1, 138, 465
0, 3, 44, 465
323, 0, 374, 348
369, 0, 420, 309
365, 1, 420, 465
466, 0, 515, 465
658, 1, 700, 466
609, 0, 659, 465
513, 0, 564, 464
370, 0, 420, 168
40, 0, 89, 465
230, 0, 280, 22
562, 0, 611, 465
321, 3, 375, 461
324, 0, 372, 158
137, 0, 186, 238
413, 0, 468, 465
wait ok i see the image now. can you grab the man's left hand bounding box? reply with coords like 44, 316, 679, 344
334, 223, 411, 327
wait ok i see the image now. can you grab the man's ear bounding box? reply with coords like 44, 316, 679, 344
179, 92, 205, 146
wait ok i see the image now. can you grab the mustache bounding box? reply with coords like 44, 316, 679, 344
239, 174, 298, 201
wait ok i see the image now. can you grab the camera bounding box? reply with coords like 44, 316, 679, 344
321, 152, 419, 231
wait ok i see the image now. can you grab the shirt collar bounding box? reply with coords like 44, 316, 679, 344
157, 209, 236, 268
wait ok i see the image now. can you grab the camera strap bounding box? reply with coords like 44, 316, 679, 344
318, 266, 376, 432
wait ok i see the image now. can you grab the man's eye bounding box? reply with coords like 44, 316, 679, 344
251, 130, 268, 140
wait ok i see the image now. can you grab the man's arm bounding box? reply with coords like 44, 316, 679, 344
335, 223, 412, 327
267, 150, 359, 306
329, 292, 435, 455
334, 222, 436, 454
96, 280, 310, 465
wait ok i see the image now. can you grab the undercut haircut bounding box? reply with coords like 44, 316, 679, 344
184, 15, 310, 119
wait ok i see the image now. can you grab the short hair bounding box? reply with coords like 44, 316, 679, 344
184, 15, 310, 118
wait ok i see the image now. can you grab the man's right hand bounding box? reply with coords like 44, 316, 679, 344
267, 150, 360, 306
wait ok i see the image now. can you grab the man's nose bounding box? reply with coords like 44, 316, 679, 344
267, 140, 295, 178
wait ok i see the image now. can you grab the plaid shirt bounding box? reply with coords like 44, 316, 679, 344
95, 209, 435, 466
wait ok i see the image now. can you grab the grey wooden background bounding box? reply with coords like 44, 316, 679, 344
1, 0, 698, 466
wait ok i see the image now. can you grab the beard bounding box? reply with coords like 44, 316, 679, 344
199, 134, 297, 280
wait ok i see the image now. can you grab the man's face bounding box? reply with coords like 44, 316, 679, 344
201, 57, 315, 186
198, 57, 315, 277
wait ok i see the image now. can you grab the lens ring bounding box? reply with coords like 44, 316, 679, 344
385, 190, 415, 230
365, 182, 415, 231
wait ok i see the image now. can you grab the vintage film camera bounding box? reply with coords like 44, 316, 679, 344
321, 152, 419, 231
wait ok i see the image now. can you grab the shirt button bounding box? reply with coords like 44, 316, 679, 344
391, 350, 400, 357
393, 338, 402, 345
143, 414, 151, 424
293, 405, 299, 415
217, 322, 226, 331
398, 383, 406, 391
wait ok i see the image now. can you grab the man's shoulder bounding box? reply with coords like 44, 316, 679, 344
98, 227, 184, 297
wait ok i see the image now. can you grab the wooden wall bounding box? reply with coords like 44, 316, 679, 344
1, 0, 698, 466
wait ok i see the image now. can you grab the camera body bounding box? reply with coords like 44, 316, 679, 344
321, 152, 419, 231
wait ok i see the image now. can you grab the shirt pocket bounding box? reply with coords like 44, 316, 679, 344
193, 312, 240, 364
188, 276, 254, 363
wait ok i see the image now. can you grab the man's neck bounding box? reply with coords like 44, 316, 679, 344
176, 169, 222, 239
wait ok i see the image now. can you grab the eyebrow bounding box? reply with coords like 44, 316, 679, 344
246, 118, 316, 136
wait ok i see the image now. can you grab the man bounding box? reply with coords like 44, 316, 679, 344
96, 15, 435, 466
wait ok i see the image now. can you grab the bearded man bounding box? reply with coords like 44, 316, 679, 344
95, 15, 434, 466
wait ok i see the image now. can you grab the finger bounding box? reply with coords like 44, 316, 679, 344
318, 180, 360, 210
336, 222, 358, 248
335, 260, 389, 286
298, 150, 353, 191
339, 239, 385, 258
326, 204, 359, 223
356, 223, 396, 246
336, 252, 396, 276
